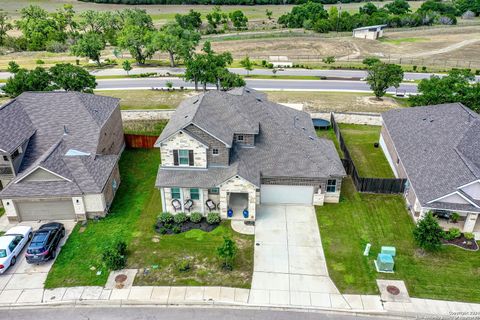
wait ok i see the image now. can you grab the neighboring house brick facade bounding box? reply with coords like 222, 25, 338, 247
0, 92, 124, 223
380, 103, 480, 234
155, 88, 346, 221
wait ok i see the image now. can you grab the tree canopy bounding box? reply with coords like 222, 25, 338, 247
71, 32, 105, 64
409, 69, 480, 113
366, 62, 404, 99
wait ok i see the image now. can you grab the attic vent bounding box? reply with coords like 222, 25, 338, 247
309, 136, 314, 140
430, 119, 434, 123
422, 118, 427, 121
246, 89, 250, 93
184, 115, 189, 119
193, 99, 199, 104
302, 127, 306, 131
256, 98, 262, 102
63, 125, 68, 135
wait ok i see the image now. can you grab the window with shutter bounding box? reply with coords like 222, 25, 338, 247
173, 150, 179, 165
188, 150, 194, 166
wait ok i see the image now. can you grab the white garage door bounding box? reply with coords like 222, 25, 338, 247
16, 199, 76, 221
261, 185, 314, 205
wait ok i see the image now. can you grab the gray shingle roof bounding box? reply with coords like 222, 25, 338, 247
156, 88, 345, 188
0, 92, 120, 198
382, 103, 480, 210
0, 100, 36, 154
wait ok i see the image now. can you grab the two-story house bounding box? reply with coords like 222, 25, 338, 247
155, 88, 346, 220
380, 103, 480, 235
0, 92, 124, 223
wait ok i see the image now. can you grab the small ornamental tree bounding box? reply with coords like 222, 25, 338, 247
362, 56, 380, 67
7, 61, 20, 74
322, 56, 335, 64
366, 62, 404, 99
240, 55, 253, 76
122, 60, 132, 75
413, 212, 443, 252
216, 236, 237, 270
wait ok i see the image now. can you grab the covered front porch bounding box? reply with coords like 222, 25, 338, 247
434, 211, 479, 235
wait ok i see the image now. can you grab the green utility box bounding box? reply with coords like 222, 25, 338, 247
381, 246, 396, 257
376, 253, 394, 272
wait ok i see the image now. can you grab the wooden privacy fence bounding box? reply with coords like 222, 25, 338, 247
124, 134, 158, 149
331, 113, 407, 194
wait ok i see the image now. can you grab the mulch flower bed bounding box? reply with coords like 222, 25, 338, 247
442, 235, 479, 251
155, 218, 219, 235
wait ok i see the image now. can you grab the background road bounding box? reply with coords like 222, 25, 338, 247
2, 307, 405, 320
95, 77, 418, 94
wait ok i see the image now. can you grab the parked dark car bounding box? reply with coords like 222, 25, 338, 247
432, 210, 451, 220
25, 223, 65, 264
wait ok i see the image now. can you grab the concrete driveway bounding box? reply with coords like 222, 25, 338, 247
0, 220, 75, 296
250, 205, 342, 307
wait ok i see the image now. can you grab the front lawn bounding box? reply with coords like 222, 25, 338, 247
317, 178, 480, 303
45, 149, 253, 288
338, 124, 394, 178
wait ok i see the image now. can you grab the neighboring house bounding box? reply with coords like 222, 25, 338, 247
380, 103, 480, 233
155, 88, 346, 220
0, 92, 124, 223
352, 25, 386, 40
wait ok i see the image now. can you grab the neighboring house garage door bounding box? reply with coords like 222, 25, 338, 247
16, 199, 75, 221
260, 185, 314, 205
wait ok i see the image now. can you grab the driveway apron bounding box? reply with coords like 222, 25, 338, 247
250, 205, 340, 306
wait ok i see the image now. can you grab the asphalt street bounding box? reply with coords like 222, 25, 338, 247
1, 306, 406, 320
95, 77, 418, 94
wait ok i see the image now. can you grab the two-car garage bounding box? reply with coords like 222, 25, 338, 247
260, 185, 314, 205
14, 199, 76, 221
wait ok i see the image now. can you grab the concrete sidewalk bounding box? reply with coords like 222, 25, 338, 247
1, 284, 480, 319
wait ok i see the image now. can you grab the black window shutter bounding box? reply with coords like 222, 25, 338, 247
173, 150, 179, 165
189, 150, 194, 166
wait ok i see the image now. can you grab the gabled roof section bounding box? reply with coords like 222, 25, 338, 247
0, 100, 36, 154
382, 103, 480, 206
156, 89, 260, 147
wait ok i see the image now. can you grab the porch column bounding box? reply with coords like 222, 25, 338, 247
160, 188, 166, 212
463, 213, 478, 233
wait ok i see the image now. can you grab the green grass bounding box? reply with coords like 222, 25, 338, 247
123, 120, 168, 136
45, 148, 253, 288
338, 124, 394, 178
96, 90, 191, 110
317, 178, 480, 303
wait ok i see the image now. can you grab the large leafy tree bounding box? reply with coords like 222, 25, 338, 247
150, 23, 200, 67
184, 42, 238, 91
0, 10, 13, 46
366, 62, 404, 99
16, 5, 68, 51
78, 11, 122, 45
413, 212, 444, 252
229, 10, 248, 30
49, 63, 97, 93
117, 24, 154, 65
278, 2, 328, 28
3, 67, 54, 97
175, 10, 202, 29
71, 32, 105, 65
409, 69, 480, 112
384, 0, 411, 15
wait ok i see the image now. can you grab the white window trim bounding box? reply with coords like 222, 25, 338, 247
178, 149, 190, 166
326, 179, 337, 193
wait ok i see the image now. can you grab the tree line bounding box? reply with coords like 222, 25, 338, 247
278, 0, 471, 33
77, 0, 410, 5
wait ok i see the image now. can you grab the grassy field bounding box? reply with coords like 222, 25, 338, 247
45, 148, 254, 288
267, 91, 401, 113
317, 178, 480, 303
123, 120, 168, 136
338, 124, 394, 178
96, 90, 193, 110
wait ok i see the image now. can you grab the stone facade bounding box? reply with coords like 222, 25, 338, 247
160, 131, 207, 168
185, 124, 230, 166
219, 176, 257, 220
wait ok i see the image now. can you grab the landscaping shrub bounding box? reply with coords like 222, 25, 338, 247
464, 232, 475, 241
45, 40, 68, 53
36, 59, 45, 65
207, 212, 221, 225
173, 212, 188, 224
422, 66, 427, 71
448, 228, 462, 239
450, 212, 460, 223
158, 227, 167, 235
158, 212, 173, 224
102, 241, 127, 271
413, 212, 443, 251
412, 65, 417, 71
190, 212, 203, 223
172, 225, 181, 234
